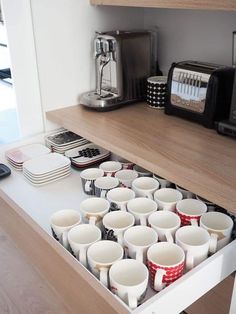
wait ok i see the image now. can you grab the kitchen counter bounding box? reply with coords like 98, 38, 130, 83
46, 102, 236, 213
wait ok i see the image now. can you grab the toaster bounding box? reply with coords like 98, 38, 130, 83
165, 61, 235, 128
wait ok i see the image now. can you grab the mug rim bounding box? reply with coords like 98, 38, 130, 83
176, 198, 207, 217
200, 211, 234, 232
127, 197, 158, 215
102, 211, 135, 230
148, 211, 181, 230
154, 188, 183, 203
80, 168, 104, 180
132, 177, 160, 191
175, 225, 210, 247
124, 225, 158, 248
68, 224, 101, 245
87, 240, 123, 265
80, 197, 110, 214
51, 209, 81, 228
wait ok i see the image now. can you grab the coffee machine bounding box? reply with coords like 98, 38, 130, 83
80, 30, 159, 111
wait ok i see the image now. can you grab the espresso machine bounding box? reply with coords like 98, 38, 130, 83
80, 30, 159, 110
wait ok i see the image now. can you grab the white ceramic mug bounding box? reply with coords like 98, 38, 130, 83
147, 242, 185, 291
132, 177, 159, 200
109, 259, 149, 309
153, 174, 171, 188
80, 197, 110, 228
175, 226, 217, 270
133, 165, 152, 177
107, 187, 135, 211
50, 209, 81, 249
148, 211, 181, 243
80, 168, 104, 195
124, 225, 158, 263
127, 197, 158, 226
175, 185, 195, 199
102, 211, 135, 246
176, 199, 207, 226
87, 240, 123, 287
99, 161, 122, 177
154, 188, 183, 211
68, 224, 101, 267
200, 212, 233, 251
94, 176, 119, 198
115, 169, 138, 188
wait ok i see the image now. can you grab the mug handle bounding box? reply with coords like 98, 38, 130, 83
145, 192, 153, 200
89, 216, 97, 225
190, 219, 198, 226
140, 215, 147, 226
85, 180, 92, 192
135, 249, 144, 263
120, 204, 126, 212
154, 268, 166, 291
164, 230, 174, 243
106, 172, 112, 177
62, 231, 69, 249
186, 251, 194, 270
127, 293, 138, 310
209, 233, 218, 254
99, 267, 109, 287
78, 247, 87, 267
100, 190, 107, 199
117, 232, 124, 247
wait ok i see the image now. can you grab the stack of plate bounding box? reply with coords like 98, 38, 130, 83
5, 144, 51, 171
45, 129, 89, 154
65, 143, 110, 168
23, 153, 71, 186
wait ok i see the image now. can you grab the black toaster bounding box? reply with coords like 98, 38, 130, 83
165, 61, 235, 128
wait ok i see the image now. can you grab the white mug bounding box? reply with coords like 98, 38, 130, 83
102, 211, 135, 246
175, 185, 195, 199
94, 176, 119, 198
133, 165, 152, 177
132, 177, 159, 199
107, 187, 135, 211
176, 199, 207, 226
153, 174, 171, 188
80, 197, 110, 228
154, 188, 183, 211
80, 168, 104, 195
109, 259, 149, 309
50, 209, 81, 249
148, 211, 181, 243
147, 242, 185, 291
68, 224, 101, 267
115, 169, 138, 188
200, 212, 233, 251
87, 240, 123, 287
124, 225, 158, 263
127, 197, 158, 226
99, 161, 122, 177
175, 226, 217, 270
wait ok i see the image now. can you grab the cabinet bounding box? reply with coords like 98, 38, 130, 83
90, 0, 236, 11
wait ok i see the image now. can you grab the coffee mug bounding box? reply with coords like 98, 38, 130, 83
147, 76, 168, 109
124, 225, 158, 263
80, 168, 104, 195
196, 195, 216, 211
99, 161, 122, 177
109, 259, 149, 309
106, 187, 135, 211
175, 226, 217, 270
94, 176, 119, 198
80, 197, 110, 228
127, 197, 158, 226
147, 242, 185, 291
87, 240, 123, 287
50, 209, 81, 249
115, 157, 134, 170
132, 177, 159, 199
154, 188, 183, 211
68, 224, 101, 266
148, 211, 181, 243
176, 199, 207, 226
102, 211, 135, 246
175, 185, 195, 199
153, 174, 171, 188
115, 169, 138, 188
200, 212, 233, 251
133, 165, 152, 177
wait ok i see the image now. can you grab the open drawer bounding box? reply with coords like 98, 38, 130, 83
0, 146, 235, 314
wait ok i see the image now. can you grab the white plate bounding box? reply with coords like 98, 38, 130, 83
23, 153, 71, 175
23, 171, 71, 186
23, 168, 71, 182
5, 144, 50, 164
23, 166, 71, 179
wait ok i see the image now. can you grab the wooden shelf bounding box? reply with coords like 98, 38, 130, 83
90, 0, 236, 11
46, 103, 236, 213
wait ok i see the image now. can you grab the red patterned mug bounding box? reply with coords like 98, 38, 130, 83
176, 199, 207, 226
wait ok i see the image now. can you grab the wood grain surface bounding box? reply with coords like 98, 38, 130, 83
46, 103, 236, 212
90, 0, 236, 11
0, 192, 129, 314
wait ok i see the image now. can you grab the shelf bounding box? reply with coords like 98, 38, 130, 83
90, 0, 236, 11
46, 103, 236, 213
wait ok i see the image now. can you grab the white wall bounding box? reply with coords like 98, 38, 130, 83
30, 0, 144, 122
144, 9, 236, 74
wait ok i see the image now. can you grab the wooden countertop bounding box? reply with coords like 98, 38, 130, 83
46, 103, 236, 213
